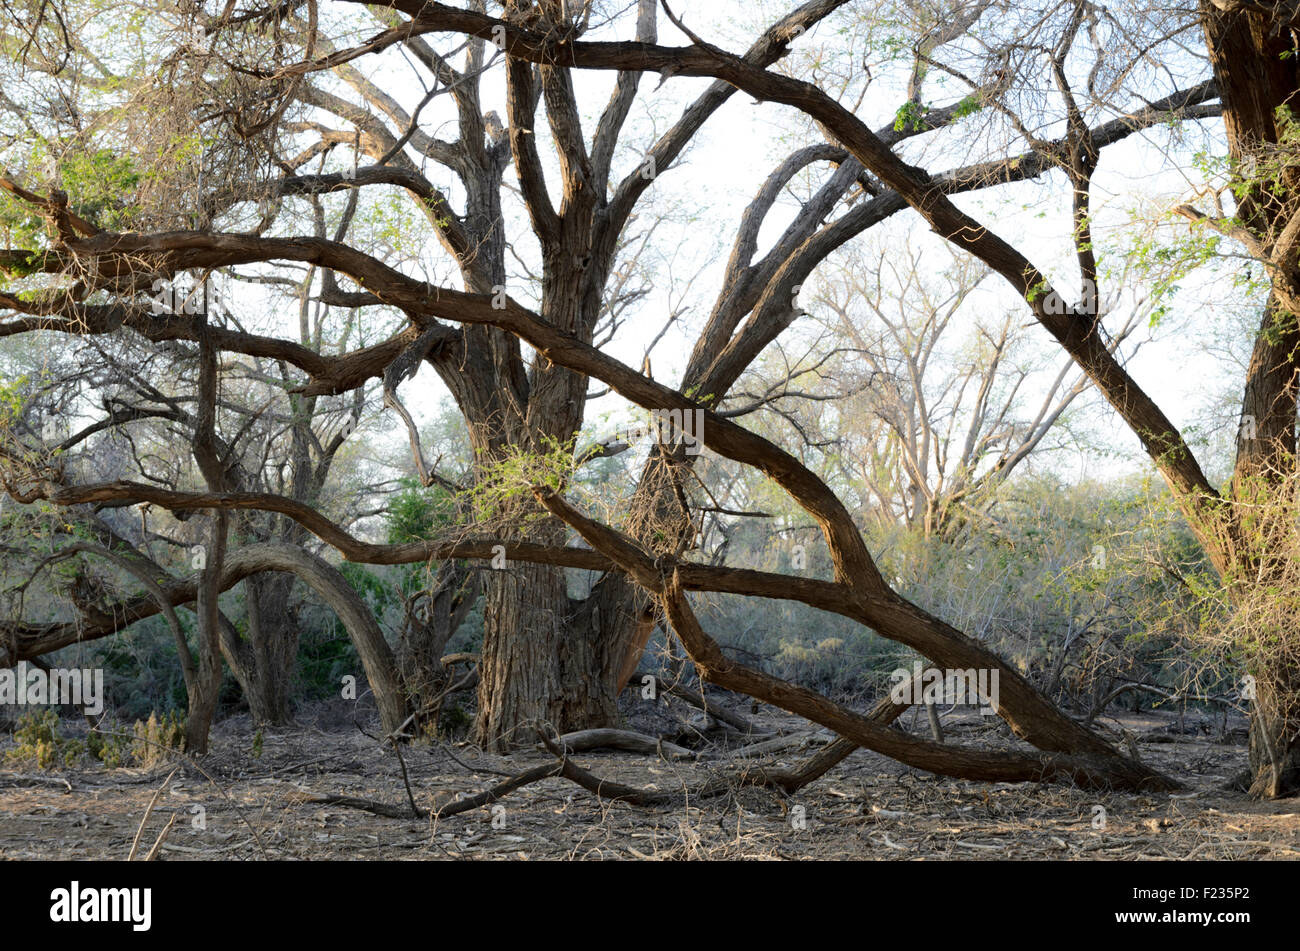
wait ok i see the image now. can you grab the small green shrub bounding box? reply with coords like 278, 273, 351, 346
131, 711, 185, 767
4, 709, 190, 770
5, 710, 82, 768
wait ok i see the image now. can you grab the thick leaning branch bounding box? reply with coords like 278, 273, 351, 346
532, 486, 1176, 791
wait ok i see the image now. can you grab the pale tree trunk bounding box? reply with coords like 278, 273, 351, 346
241, 572, 300, 726
186, 511, 227, 754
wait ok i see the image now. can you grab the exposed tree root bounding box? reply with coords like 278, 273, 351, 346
293, 761, 564, 820
542, 728, 695, 760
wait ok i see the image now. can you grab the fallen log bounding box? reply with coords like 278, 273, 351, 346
543, 728, 695, 760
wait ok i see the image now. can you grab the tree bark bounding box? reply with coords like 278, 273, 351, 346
240, 572, 300, 726
1248, 672, 1300, 798
475, 557, 569, 749
186, 511, 227, 754
473, 526, 620, 751
1201, 0, 1300, 797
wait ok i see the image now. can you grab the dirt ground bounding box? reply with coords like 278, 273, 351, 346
2, 695, 1299, 860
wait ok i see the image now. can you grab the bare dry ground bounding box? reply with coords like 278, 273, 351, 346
2, 698, 1299, 860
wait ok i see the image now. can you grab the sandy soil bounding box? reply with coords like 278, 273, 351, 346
2, 697, 1298, 860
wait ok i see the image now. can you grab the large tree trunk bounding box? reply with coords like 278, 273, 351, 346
1200, 0, 1300, 797
1248, 670, 1300, 798
475, 560, 565, 750
474, 525, 621, 751
453, 225, 622, 747
474, 449, 689, 751
472, 553, 653, 752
